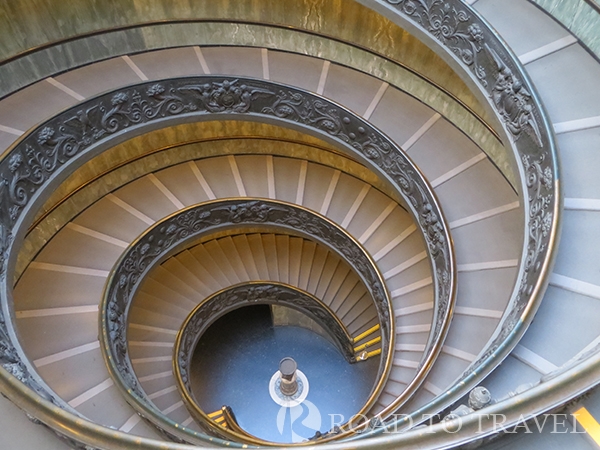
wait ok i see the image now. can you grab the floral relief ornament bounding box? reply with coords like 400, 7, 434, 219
385, 0, 488, 85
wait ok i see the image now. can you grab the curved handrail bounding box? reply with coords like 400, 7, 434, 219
101, 198, 393, 445
350, 0, 561, 434
173, 282, 362, 443
0, 75, 454, 448
0, 18, 499, 146
222, 407, 258, 440
2, 342, 600, 449
174, 281, 357, 374
1, 0, 572, 444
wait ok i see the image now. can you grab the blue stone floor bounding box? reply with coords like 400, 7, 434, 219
190, 305, 379, 443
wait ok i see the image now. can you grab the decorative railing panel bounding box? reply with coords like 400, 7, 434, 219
349, 0, 561, 434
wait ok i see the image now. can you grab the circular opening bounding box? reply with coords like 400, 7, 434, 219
189, 305, 379, 443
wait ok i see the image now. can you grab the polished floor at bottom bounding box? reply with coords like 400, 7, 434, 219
190, 305, 379, 443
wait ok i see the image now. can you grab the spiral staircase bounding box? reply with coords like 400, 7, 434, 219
0, 0, 600, 448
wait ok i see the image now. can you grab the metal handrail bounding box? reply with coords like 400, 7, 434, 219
3, 344, 597, 450
0, 0, 564, 442
0, 0, 573, 444
172, 282, 365, 445
585, 0, 600, 13
172, 281, 358, 383
349, 0, 561, 433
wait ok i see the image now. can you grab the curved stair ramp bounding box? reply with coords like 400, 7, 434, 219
5, 61, 519, 447
452, 1, 600, 448
127, 233, 382, 434
13, 145, 439, 443
2, 0, 590, 447
7, 72, 520, 445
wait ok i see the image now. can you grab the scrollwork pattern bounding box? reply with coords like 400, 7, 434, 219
0, 1, 560, 445
385, 0, 488, 85
383, 0, 545, 149
380, 0, 558, 416
260, 89, 452, 349
461, 154, 554, 379
0, 79, 275, 276
0, 79, 452, 359
487, 46, 543, 147
0, 314, 57, 407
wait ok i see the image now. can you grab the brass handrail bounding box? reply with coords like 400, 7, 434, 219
352, 324, 381, 344
354, 337, 382, 354
173, 280, 357, 381
0, 19, 501, 147
172, 282, 373, 444
351, 0, 561, 433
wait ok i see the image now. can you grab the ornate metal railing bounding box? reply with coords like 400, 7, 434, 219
344, 0, 561, 435
101, 198, 393, 445
0, 74, 455, 448
0, 0, 581, 448
173, 282, 358, 441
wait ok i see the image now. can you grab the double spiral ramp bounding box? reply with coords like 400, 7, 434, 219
1, 0, 599, 449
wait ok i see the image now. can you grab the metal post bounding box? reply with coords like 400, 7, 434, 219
279, 357, 298, 396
